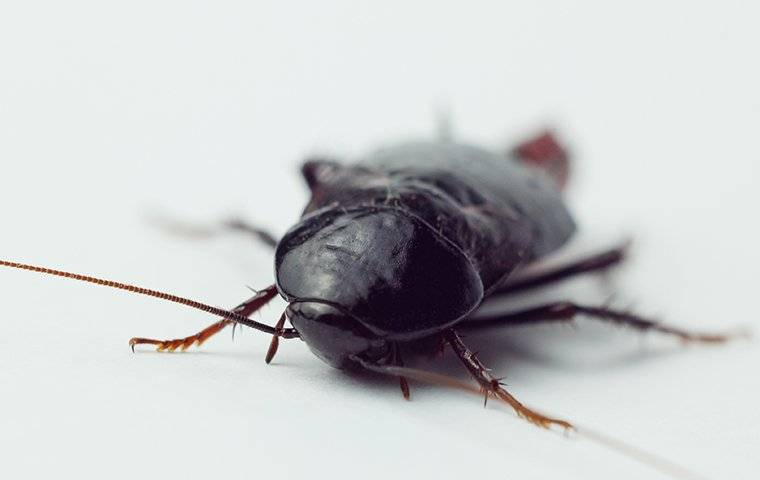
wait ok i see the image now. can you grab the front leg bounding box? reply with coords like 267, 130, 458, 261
129, 285, 279, 352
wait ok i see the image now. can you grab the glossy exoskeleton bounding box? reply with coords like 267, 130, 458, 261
0, 130, 730, 430
278, 139, 574, 368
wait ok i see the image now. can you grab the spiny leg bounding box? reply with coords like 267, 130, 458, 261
444, 329, 572, 430
129, 319, 234, 352
129, 285, 279, 352
490, 243, 628, 297
352, 358, 707, 480
265, 311, 287, 364
352, 355, 573, 429
461, 301, 736, 343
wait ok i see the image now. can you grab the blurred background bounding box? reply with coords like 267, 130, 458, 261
1, 1, 758, 479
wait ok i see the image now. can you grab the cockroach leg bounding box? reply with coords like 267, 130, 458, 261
392, 343, 411, 400
148, 212, 278, 248
490, 242, 629, 297
353, 356, 576, 431
461, 301, 738, 343
444, 329, 572, 430
130, 285, 279, 352
224, 218, 278, 248
130, 319, 234, 352
265, 311, 287, 364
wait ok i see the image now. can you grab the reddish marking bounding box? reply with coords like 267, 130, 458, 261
513, 131, 570, 189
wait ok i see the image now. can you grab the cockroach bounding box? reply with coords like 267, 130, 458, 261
0, 128, 737, 478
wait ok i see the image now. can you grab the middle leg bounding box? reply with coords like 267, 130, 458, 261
461, 301, 735, 343
490, 242, 629, 297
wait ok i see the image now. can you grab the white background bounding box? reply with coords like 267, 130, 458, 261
1, 2, 758, 479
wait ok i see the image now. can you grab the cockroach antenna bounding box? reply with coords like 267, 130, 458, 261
0, 259, 299, 341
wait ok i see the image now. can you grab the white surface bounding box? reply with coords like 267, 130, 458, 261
1, 2, 758, 479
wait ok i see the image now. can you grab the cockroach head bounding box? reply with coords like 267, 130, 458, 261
285, 301, 389, 368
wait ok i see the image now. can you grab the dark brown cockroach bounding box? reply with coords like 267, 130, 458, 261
0, 129, 737, 479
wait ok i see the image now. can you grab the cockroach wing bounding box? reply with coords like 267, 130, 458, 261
286, 140, 575, 337
302, 142, 575, 293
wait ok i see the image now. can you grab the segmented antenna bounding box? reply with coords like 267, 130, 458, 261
0, 259, 299, 339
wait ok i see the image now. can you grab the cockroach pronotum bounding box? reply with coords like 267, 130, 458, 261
0, 128, 741, 479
